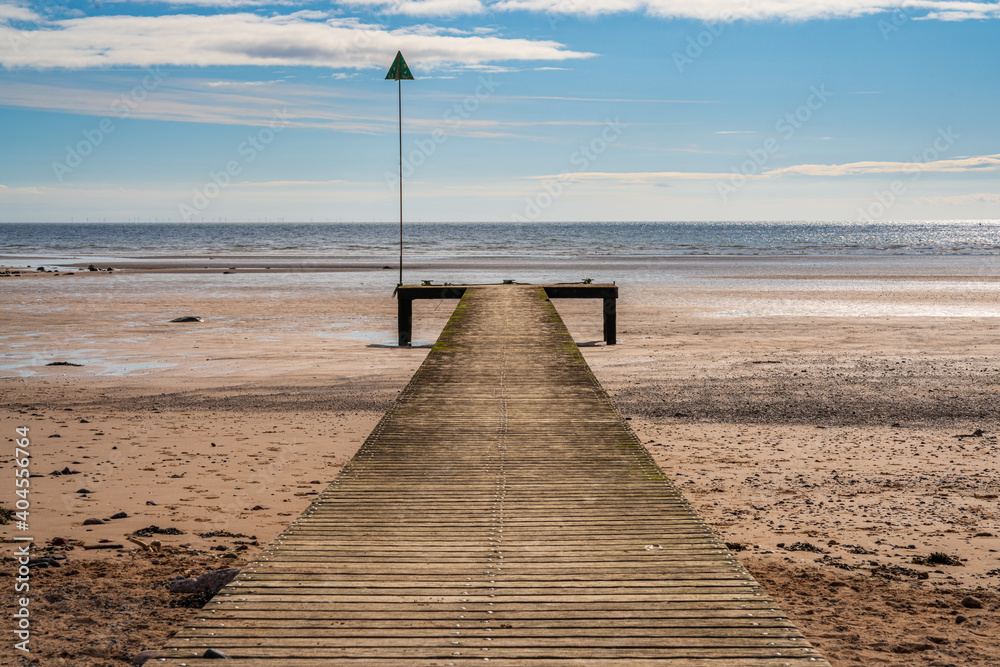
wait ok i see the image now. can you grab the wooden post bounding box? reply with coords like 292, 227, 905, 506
398, 296, 412, 347
603, 296, 616, 345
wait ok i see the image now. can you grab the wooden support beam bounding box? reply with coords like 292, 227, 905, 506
397, 296, 412, 347
603, 296, 617, 345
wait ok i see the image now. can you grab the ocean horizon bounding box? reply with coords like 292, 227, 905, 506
2, 221, 1000, 262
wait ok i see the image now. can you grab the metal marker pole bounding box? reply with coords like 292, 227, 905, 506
398, 78, 403, 287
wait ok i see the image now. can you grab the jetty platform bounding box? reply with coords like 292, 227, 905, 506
154, 284, 830, 666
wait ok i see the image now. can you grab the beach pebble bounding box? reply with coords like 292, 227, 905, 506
132, 649, 158, 665
170, 316, 204, 323
203, 648, 231, 659
83, 518, 104, 525
146, 500, 157, 506
50, 537, 68, 546
955, 615, 968, 624
110, 512, 128, 520
168, 567, 240, 596
960, 596, 983, 609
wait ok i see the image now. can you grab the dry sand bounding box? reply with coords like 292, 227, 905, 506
1, 261, 999, 665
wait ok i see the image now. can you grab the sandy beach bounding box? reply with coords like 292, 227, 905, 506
2, 256, 998, 665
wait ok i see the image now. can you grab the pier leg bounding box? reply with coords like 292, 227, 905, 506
603, 297, 617, 345
398, 297, 412, 347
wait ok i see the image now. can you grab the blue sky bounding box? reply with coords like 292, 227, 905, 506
0, 0, 998, 222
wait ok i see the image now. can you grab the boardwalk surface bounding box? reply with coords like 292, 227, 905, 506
155, 285, 830, 666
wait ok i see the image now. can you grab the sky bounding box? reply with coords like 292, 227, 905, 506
0, 0, 998, 223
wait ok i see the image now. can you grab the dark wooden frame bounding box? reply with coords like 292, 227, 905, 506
395, 283, 617, 347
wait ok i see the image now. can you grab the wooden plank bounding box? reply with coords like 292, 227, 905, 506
155, 285, 829, 666
153, 660, 819, 667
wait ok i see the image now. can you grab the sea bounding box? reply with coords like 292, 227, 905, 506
3, 221, 999, 374
2, 221, 1000, 261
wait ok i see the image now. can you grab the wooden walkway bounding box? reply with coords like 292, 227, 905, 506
155, 285, 829, 666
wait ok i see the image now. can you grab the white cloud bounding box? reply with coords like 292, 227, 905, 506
204, 79, 287, 87
918, 192, 1000, 204
529, 170, 728, 182
100, 0, 302, 6
504, 95, 716, 103
340, 0, 486, 16
921, 6, 1000, 18
0, 3, 38, 22
767, 153, 1000, 176
0, 79, 396, 133
0, 77, 637, 139
0, 11, 593, 70
395, 23, 493, 35
489, 0, 1000, 21
530, 153, 1000, 183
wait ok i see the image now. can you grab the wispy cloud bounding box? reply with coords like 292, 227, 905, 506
0, 79, 397, 133
340, 0, 486, 16
489, 0, 1000, 21
529, 153, 1000, 183
529, 170, 727, 183
204, 79, 288, 88
0, 77, 640, 138
0, 3, 38, 21
767, 153, 1000, 176
0, 11, 593, 70
99, 0, 303, 6
67, 0, 1000, 19
918, 192, 1000, 204
503, 95, 717, 103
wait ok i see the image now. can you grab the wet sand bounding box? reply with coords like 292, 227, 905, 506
1, 257, 999, 665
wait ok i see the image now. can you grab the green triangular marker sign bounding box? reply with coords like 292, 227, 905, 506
385, 51, 414, 81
